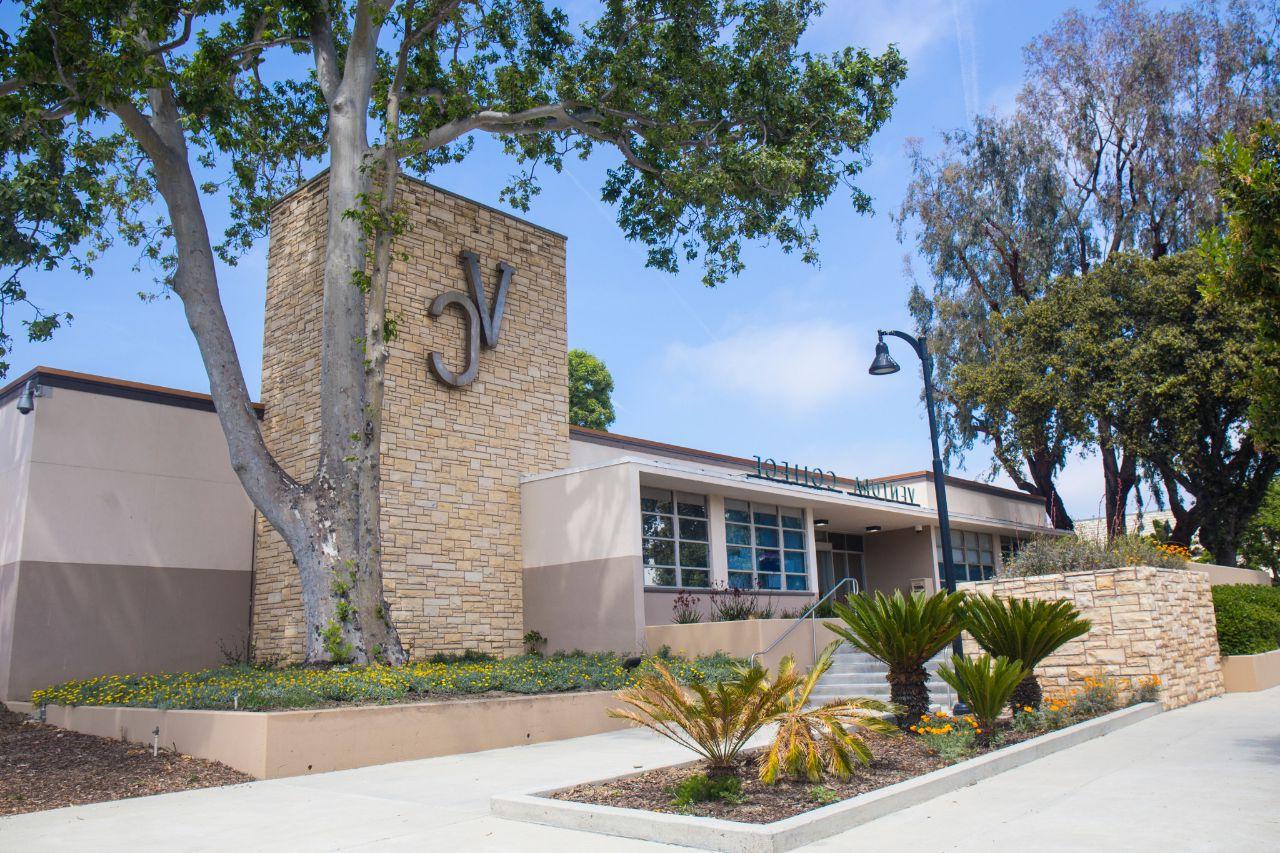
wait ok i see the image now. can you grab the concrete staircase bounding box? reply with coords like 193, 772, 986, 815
809, 644, 957, 709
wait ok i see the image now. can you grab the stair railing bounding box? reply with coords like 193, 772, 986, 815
750, 577, 858, 668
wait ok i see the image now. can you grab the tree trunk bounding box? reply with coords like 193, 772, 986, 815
1010, 673, 1042, 712
1099, 429, 1138, 541
1026, 449, 1074, 531
889, 665, 931, 728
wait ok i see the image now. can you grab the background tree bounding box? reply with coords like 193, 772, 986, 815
567, 347, 615, 431
1201, 120, 1280, 449
1240, 478, 1280, 583
900, 0, 1278, 535
1000, 251, 1280, 564
0, 0, 906, 663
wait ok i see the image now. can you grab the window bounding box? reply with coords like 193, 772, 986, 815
999, 536, 1024, 567
642, 488, 710, 588
725, 499, 808, 591
938, 529, 995, 582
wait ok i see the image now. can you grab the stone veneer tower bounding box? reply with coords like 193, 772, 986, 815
251, 173, 569, 661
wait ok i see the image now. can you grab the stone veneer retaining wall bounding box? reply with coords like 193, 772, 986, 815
968, 566, 1223, 709
251, 173, 569, 661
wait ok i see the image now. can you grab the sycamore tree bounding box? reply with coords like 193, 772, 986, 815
899, 0, 1277, 535
0, 1, 905, 663
567, 347, 614, 431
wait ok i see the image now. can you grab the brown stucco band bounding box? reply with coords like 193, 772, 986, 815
522, 556, 643, 654
0, 561, 250, 701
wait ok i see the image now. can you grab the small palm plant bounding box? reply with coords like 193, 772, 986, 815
936, 654, 1028, 746
760, 642, 897, 784
610, 643, 895, 782
828, 589, 966, 726
608, 659, 782, 777
961, 595, 1091, 710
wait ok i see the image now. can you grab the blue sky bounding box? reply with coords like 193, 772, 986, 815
5, 0, 1157, 522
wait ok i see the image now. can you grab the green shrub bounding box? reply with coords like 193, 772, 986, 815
962, 595, 1091, 710
1212, 584, 1280, 655
1002, 534, 1186, 578
669, 773, 745, 809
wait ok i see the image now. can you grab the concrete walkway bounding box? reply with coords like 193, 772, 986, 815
2, 688, 1275, 851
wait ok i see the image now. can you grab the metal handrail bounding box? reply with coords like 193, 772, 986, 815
750, 577, 859, 667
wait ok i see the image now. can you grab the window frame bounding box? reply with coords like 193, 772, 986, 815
641, 487, 711, 589
937, 529, 995, 583
725, 499, 809, 592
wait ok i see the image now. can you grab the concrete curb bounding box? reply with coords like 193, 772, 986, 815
491, 702, 1162, 852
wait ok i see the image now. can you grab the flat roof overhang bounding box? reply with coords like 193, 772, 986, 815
523, 456, 1060, 539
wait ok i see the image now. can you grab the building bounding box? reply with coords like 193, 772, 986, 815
0, 175, 1057, 701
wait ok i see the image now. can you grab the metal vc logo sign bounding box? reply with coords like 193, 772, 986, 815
427, 251, 515, 388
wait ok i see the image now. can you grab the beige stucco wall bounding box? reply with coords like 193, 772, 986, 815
1192, 563, 1270, 586
1220, 648, 1280, 692
0, 385, 255, 700
644, 618, 845, 672
889, 474, 1046, 528
863, 526, 937, 595
253, 174, 569, 661
970, 566, 1223, 709
39, 690, 629, 779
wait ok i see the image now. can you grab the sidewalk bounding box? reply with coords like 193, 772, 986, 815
2, 688, 1275, 851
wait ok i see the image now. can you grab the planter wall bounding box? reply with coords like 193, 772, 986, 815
969, 566, 1222, 708
644, 618, 844, 671
1221, 648, 1280, 692
26, 690, 628, 779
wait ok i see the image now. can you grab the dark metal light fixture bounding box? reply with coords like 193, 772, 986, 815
15, 380, 40, 415
814, 518, 830, 527
865, 525, 882, 534
868, 335, 901, 376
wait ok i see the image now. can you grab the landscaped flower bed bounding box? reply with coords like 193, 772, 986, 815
30, 652, 741, 711
553, 676, 1157, 823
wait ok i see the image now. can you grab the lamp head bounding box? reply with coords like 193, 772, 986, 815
15, 380, 38, 415
868, 335, 900, 376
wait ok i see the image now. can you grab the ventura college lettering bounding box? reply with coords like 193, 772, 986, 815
428, 251, 515, 388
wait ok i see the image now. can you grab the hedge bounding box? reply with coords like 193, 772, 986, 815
1212, 584, 1280, 656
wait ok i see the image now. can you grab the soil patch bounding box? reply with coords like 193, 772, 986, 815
552, 727, 1041, 824
0, 704, 251, 816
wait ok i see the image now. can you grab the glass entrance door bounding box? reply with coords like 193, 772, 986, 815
817, 532, 865, 598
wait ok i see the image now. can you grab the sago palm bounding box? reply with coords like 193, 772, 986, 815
962, 594, 1091, 710
828, 589, 966, 727
937, 654, 1028, 746
608, 658, 797, 777
760, 642, 897, 784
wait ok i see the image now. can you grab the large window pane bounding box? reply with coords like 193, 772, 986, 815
755, 527, 780, 548
757, 549, 781, 574
753, 506, 778, 527
677, 494, 707, 519
783, 530, 804, 550
781, 509, 803, 529
784, 551, 806, 574
785, 574, 808, 591
641, 488, 673, 515
727, 546, 753, 571
724, 499, 750, 524
679, 517, 708, 542
728, 572, 752, 589
679, 541, 709, 569
642, 514, 672, 538
643, 539, 675, 567
757, 572, 782, 590
682, 569, 710, 588
645, 565, 676, 586
726, 524, 750, 546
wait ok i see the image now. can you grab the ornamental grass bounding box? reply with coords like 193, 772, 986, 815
31, 652, 741, 712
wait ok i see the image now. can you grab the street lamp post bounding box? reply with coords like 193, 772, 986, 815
869, 330, 964, 662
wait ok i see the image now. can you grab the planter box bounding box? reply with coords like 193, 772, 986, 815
492, 703, 1162, 853
1221, 648, 1280, 692
22, 690, 628, 779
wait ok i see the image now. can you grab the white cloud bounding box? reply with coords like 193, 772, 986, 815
813, 0, 959, 60
663, 321, 872, 412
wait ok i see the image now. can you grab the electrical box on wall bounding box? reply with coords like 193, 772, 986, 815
910, 577, 935, 595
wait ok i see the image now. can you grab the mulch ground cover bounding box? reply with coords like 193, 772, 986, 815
552, 726, 1040, 824
0, 704, 251, 816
